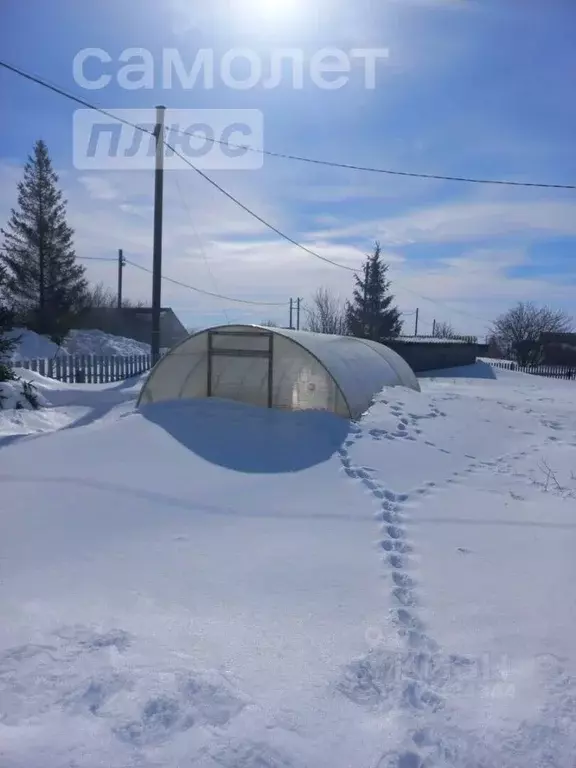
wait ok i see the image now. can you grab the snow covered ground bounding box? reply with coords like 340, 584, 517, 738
10, 328, 151, 360
1, 363, 575, 768
0, 369, 145, 439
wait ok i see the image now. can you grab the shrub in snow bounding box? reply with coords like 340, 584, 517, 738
0, 377, 42, 411
0, 348, 16, 383
0, 301, 17, 383
20, 379, 40, 409
0, 318, 42, 409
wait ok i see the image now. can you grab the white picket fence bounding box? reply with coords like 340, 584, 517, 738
486, 359, 576, 380
15, 354, 153, 384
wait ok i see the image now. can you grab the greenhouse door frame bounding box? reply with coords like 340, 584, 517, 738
206, 329, 274, 408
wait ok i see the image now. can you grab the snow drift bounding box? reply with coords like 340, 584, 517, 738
10, 328, 151, 360
1, 365, 576, 767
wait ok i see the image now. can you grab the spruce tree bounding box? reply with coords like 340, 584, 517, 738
0, 265, 16, 382
0, 140, 87, 342
346, 242, 403, 341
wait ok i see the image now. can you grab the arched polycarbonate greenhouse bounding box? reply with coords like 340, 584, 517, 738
138, 325, 420, 419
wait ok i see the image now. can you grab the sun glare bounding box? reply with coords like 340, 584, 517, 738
230, 0, 301, 22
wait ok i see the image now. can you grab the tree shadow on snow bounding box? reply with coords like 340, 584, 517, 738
140, 399, 350, 474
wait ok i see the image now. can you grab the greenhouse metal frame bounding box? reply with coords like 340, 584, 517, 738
138, 324, 420, 419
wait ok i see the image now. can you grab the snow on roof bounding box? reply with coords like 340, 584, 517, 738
393, 335, 474, 345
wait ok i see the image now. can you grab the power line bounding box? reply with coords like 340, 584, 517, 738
172, 175, 232, 324
165, 142, 358, 273
153, 144, 498, 322
77, 255, 117, 262
28, 257, 492, 324
174, 126, 576, 191
395, 283, 492, 324
3, 250, 119, 264
124, 258, 287, 306
77, 254, 286, 307
4, 59, 573, 192
0, 61, 359, 274
166, 133, 573, 194
0, 61, 514, 323
0, 61, 155, 137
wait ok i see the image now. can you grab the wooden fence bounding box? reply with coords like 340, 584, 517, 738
16, 354, 152, 384
488, 360, 576, 380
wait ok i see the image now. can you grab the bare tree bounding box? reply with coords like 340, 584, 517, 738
123, 297, 148, 309
85, 281, 116, 308
486, 333, 505, 359
491, 301, 573, 365
84, 281, 147, 309
305, 287, 348, 335
433, 321, 455, 339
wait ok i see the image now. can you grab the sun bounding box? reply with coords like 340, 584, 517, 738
230, 0, 301, 21
172, 0, 307, 35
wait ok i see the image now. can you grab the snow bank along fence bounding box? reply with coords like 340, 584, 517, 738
16, 354, 153, 383
488, 360, 576, 380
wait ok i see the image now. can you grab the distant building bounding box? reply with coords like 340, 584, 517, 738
76, 307, 189, 350
539, 332, 576, 366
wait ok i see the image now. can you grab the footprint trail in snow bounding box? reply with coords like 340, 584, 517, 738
337, 396, 576, 768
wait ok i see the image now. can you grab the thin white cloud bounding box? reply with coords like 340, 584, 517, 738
2, 160, 576, 339
119, 203, 154, 217
311, 200, 576, 245
77, 175, 119, 201
388, 245, 576, 335
297, 178, 440, 204
385, 0, 473, 7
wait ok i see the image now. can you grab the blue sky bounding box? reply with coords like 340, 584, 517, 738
1, 0, 575, 337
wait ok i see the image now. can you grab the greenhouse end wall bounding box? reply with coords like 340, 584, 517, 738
138, 325, 419, 418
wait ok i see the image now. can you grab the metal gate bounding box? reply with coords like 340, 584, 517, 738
207, 329, 274, 408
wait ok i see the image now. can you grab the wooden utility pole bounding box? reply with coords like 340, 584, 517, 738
289, 298, 294, 329
151, 105, 166, 365
414, 308, 419, 337
432, 318, 436, 337
296, 297, 302, 330
117, 248, 125, 309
